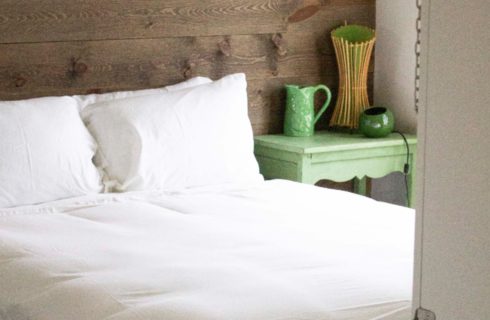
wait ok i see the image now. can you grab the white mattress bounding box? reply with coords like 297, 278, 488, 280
0, 180, 415, 320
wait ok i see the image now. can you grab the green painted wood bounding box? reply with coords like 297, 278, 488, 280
254, 130, 417, 207
353, 177, 368, 196
254, 131, 417, 154
254, 155, 300, 182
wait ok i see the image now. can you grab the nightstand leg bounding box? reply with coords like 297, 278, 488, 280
407, 153, 416, 208
353, 177, 368, 196
408, 170, 415, 208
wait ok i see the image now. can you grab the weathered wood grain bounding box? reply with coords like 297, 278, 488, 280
0, 33, 340, 98
0, 0, 375, 43
0, 0, 297, 43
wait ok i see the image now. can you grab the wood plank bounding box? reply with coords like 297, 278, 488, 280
0, 34, 373, 135
0, 33, 346, 100
0, 0, 296, 43
0, 1, 375, 44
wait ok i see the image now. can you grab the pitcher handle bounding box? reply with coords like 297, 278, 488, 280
313, 85, 332, 124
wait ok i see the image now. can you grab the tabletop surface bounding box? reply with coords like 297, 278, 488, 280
254, 131, 417, 154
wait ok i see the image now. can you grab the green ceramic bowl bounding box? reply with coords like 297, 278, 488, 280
359, 107, 395, 138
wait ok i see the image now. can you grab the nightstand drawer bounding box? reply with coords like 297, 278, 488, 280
254, 155, 299, 181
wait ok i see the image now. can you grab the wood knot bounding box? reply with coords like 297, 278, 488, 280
272, 33, 288, 57
145, 20, 154, 29
74, 62, 88, 74
69, 57, 88, 78
183, 59, 197, 79
183, 68, 193, 79
218, 39, 232, 57
14, 76, 27, 88
288, 0, 321, 23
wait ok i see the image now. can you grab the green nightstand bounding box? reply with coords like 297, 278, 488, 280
254, 131, 417, 207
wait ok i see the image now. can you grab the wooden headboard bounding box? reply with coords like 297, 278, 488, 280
0, 0, 374, 135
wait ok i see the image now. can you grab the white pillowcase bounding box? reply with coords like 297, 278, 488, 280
74, 77, 212, 111
0, 96, 103, 207
82, 73, 262, 192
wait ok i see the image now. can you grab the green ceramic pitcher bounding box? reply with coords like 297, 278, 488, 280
284, 84, 332, 137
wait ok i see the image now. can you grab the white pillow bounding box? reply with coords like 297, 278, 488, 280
74, 77, 212, 111
0, 96, 103, 207
164, 76, 212, 92
82, 73, 262, 192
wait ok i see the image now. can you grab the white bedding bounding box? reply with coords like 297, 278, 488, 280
0, 180, 414, 320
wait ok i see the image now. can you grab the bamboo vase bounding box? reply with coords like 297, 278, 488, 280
330, 25, 376, 129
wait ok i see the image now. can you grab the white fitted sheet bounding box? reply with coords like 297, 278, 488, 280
0, 180, 414, 320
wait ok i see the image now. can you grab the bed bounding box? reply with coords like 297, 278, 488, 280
0, 74, 414, 320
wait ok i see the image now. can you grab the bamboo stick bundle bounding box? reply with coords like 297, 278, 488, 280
330, 25, 376, 129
